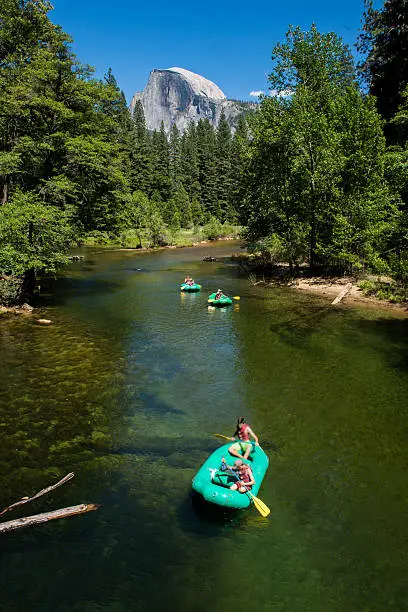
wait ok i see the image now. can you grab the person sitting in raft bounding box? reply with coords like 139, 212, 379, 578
228, 416, 259, 460
184, 276, 194, 286
221, 458, 255, 493
214, 288, 224, 300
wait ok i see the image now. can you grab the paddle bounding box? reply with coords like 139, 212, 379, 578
213, 433, 235, 441
213, 433, 264, 452
223, 462, 270, 518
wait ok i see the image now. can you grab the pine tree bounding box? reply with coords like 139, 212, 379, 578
358, 0, 408, 137
179, 124, 200, 202
215, 112, 234, 221
149, 123, 171, 201
169, 123, 182, 191
131, 100, 151, 193
196, 119, 217, 218
230, 115, 250, 223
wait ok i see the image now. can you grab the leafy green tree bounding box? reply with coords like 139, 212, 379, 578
246, 25, 395, 273
0, 191, 72, 295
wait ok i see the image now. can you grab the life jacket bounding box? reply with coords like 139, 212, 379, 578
237, 423, 250, 441
236, 464, 252, 486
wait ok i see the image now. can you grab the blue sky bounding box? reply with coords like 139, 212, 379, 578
51, 0, 369, 103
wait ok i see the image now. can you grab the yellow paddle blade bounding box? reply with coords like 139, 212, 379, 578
251, 494, 271, 518
233, 296, 240, 300
212, 433, 233, 441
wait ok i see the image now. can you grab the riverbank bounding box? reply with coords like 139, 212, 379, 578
293, 276, 408, 315
244, 271, 408, 316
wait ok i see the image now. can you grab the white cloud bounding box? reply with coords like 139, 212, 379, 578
249, 90, 264, 97
270, 89, 293, 98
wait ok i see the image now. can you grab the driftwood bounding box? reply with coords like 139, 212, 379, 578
248, 273, 266, 286
0, 472, 74, 517
0, 504, 99, 534
331, 282, 353, 305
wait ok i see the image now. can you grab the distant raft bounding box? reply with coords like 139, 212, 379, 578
181, 283, 202, 292
207, 292, 233, 307
192, 443, 269, 510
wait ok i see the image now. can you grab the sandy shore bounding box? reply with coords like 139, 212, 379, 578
293, 277, 408, 317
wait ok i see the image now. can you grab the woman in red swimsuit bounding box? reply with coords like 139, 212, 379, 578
228, 416, 259, 460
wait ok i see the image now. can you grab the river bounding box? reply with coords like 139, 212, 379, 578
1, 242, 408, 612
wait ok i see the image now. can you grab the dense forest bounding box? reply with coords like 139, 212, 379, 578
0, 0, 407, 304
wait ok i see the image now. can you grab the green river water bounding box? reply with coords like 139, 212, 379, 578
1, 242, 408, 612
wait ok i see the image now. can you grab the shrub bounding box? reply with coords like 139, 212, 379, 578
0, 276, 24, 305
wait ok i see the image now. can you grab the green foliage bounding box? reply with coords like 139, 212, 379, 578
0, 276, 24, 305
358, 0, 408, 132
0, 191, 72, 277
246, 25, 397, 275
203, 216, 223, 240
359, 276, 408, 303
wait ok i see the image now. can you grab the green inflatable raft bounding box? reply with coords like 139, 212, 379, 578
181, 283, 201, 292
192, 443, 269, 510
207, 292, 233, 307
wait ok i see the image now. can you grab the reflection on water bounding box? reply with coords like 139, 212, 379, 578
1, 242, 408, 612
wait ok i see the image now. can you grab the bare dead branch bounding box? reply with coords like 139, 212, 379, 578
0, 473, 74, 518
0, 504, 99, 534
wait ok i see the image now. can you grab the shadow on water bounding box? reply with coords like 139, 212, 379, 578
347, 316, 408, 373
107, 437, 215, 462
184, 492, 245, 533
269, 305, 338, 347
138, 391, 184, 415
39, 277, 124, 307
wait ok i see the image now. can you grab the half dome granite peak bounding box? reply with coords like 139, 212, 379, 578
130, 67, 255, 134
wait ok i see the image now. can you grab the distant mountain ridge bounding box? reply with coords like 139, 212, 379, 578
130, 67, 256, 133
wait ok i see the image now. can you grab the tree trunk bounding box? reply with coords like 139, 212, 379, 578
308, 141, 317, 267
23, 268, 36, 298
1, 180, 7, 205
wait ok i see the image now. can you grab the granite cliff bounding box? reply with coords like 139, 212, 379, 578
130, 67, 255, 133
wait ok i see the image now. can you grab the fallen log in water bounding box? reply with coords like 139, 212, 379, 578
0, 472, 74, 517
0, 504, 99, 534
331, 282, 353, 305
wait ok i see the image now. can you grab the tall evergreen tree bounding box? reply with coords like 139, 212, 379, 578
230, 115, 250, 222
149, 122, 171, 201
131, 100, 151, 193
358, 0, 408, 139
196, 119, 217, 217
169, 123, 182, 191
215, 112, 234, 220
179, 123, 200, 201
